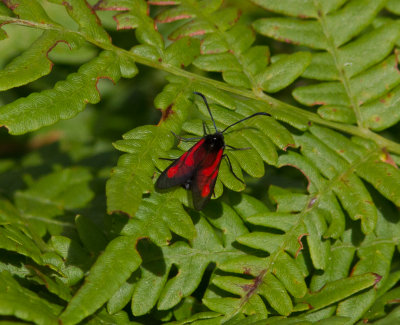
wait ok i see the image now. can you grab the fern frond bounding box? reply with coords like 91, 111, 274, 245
252, 0, 400, 130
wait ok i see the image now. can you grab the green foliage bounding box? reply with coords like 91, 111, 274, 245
0, 0, 399, 324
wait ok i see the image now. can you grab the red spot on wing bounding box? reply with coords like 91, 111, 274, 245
202, 149, 223, 176
185, 139, 205, 167
165, 139, 206, 178
167, 165, 179, 178
167, 151, 188, 178
201, 184, 210, 197
185, 151, 195, 166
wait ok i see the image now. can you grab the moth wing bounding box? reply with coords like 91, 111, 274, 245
156, 138, 205, 189
191, 148, 224, 210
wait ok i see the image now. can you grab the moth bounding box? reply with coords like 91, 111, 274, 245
156, 92, 270, 210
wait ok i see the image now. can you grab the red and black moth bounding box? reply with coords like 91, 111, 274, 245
156, 92, 271, 210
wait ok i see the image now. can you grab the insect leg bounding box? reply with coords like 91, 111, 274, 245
171, 131, 202, 142
226, 144, 251, 151
159, 157, 177, 161
223, 154, 245, 184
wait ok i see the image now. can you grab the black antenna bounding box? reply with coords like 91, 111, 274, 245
194, 92, 218, 132
221, 112, 271, 133
194, 92, 271, 134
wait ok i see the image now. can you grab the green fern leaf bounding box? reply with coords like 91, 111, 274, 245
0, 51, 129, 134
253, 0, 400, 130
106, 125, 173, 218
47, 235, 92, 286
0, 271, 61, 325
0, 31, 84, 91
60, 235, 142, 325
93, 202, 251, 320
295, 273, 380, 312
2, 0, 56, 24
49, 0, 111, 44
14, 167, 94, 236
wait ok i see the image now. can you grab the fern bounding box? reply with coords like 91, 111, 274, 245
0, 0, 400, 324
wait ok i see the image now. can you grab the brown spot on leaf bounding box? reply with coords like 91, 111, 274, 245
283, 143, 296, 151
170, 29, 207, 41
243, 267, 251, 275
311, 101, 326, 106
239, 269, 267, 303
113, 14, 132, 30
62, 1, 73, 11
46, 40, 71, 70
295, 233, 309, 258
93, 0, 130, 11
381, 148, 398, 168
373, 273, 382, 288
3, 0, 19, 10
156, 14, 192, 23
160, 104, 174, 122
95, 76, 115, 94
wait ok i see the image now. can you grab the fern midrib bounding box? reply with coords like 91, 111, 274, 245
228, 144, 384, 317
313, 0, 364, 128
2, 15, 400, 154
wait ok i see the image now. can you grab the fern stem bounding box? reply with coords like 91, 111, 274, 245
2, 16, 400, 154
149, 62, 400, 154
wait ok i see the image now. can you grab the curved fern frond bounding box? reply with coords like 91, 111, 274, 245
252, 0, 400, 130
